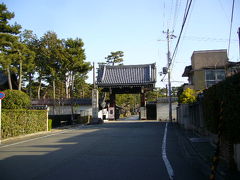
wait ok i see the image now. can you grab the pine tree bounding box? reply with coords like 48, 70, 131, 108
105, 51, 124, 66
64, 38, 91, 98
0, 3, 21, 89
19, 30, 37, 96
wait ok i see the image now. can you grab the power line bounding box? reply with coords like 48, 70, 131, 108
160, 0, 193, 82
179, 0, 195, 45
183, 36, 239, 42
238, 27, 240, 59
171, 0, 192, 64
217, 0, 229, 22
161, 80, 187, 83
162, 0, 166, 30
168, 0, 174, 29
227, 0, 235, 57
183, 0, 190, 23
172, 0, 181, 32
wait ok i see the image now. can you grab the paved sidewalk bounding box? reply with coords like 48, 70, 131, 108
178, 125, 240, 180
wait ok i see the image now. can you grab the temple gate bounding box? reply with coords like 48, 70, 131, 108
96, 63, 156, 120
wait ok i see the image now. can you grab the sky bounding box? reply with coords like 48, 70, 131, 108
1, 0, 240, 88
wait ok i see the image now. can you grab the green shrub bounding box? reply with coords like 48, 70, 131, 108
179, 88, 197, 104
1, 109, 47, 139
48, 119, 52, 131
2, 90, 31, 109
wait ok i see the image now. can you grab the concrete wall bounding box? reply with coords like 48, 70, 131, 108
191, 50, 228, 70
177, 102, 240, 170
177, 104, 192, 129
49, 105, 109, 120
177, 103, 205, 131
156, 102, 177, 121
48, 105, 92, 116
188, 50, 228, 91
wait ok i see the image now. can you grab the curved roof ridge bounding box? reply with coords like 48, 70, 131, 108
101, 63, 156, 68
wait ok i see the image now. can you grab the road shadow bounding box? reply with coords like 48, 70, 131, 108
0, 121, 166, 180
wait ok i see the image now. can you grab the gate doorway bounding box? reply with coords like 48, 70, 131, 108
96, 63, 156, 120
146, 103, 157, 120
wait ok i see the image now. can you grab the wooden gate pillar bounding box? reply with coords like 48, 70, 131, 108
140, 92, 146, 120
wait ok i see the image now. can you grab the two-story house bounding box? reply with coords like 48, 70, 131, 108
182, 49, 228, 91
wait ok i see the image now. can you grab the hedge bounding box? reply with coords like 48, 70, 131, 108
1, 109, 48, 139
203, 73, 240, 143
2, 90, 31, 109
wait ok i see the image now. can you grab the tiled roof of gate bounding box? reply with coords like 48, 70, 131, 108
97, 63, 156, 87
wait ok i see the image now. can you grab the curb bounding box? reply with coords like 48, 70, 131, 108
180, 127, 226, 179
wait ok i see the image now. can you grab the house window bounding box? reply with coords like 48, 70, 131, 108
205, 69, 225, 88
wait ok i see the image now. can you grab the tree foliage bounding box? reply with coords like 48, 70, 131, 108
105, 51, 124, 66
0, 3, 21, 34
116, 94, 139, 116
64, 38, 92, 98
146, 88, 168, 101
179, 88, 197, 104
2, 89, 30, 109
0, 3, 92, 99
203, 73, 240, 143
0, 3, 21, 89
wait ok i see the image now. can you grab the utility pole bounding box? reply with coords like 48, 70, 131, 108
163, 29, 175, 122
93, 62, 96, 89
238, 27, 240, 59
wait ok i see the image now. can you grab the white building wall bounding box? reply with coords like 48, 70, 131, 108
48, 105, 92, 116
156, 102, 178, 121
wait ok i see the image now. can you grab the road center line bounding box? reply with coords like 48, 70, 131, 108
162, 122, 174, 180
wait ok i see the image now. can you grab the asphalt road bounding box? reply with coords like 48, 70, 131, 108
0, 119, 207, 180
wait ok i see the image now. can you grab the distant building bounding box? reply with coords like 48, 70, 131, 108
32, 98, 92, 116
31, 98, 109, 120
182, 49, 228, 90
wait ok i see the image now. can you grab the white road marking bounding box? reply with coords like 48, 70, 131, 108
162, 122, 174, 180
